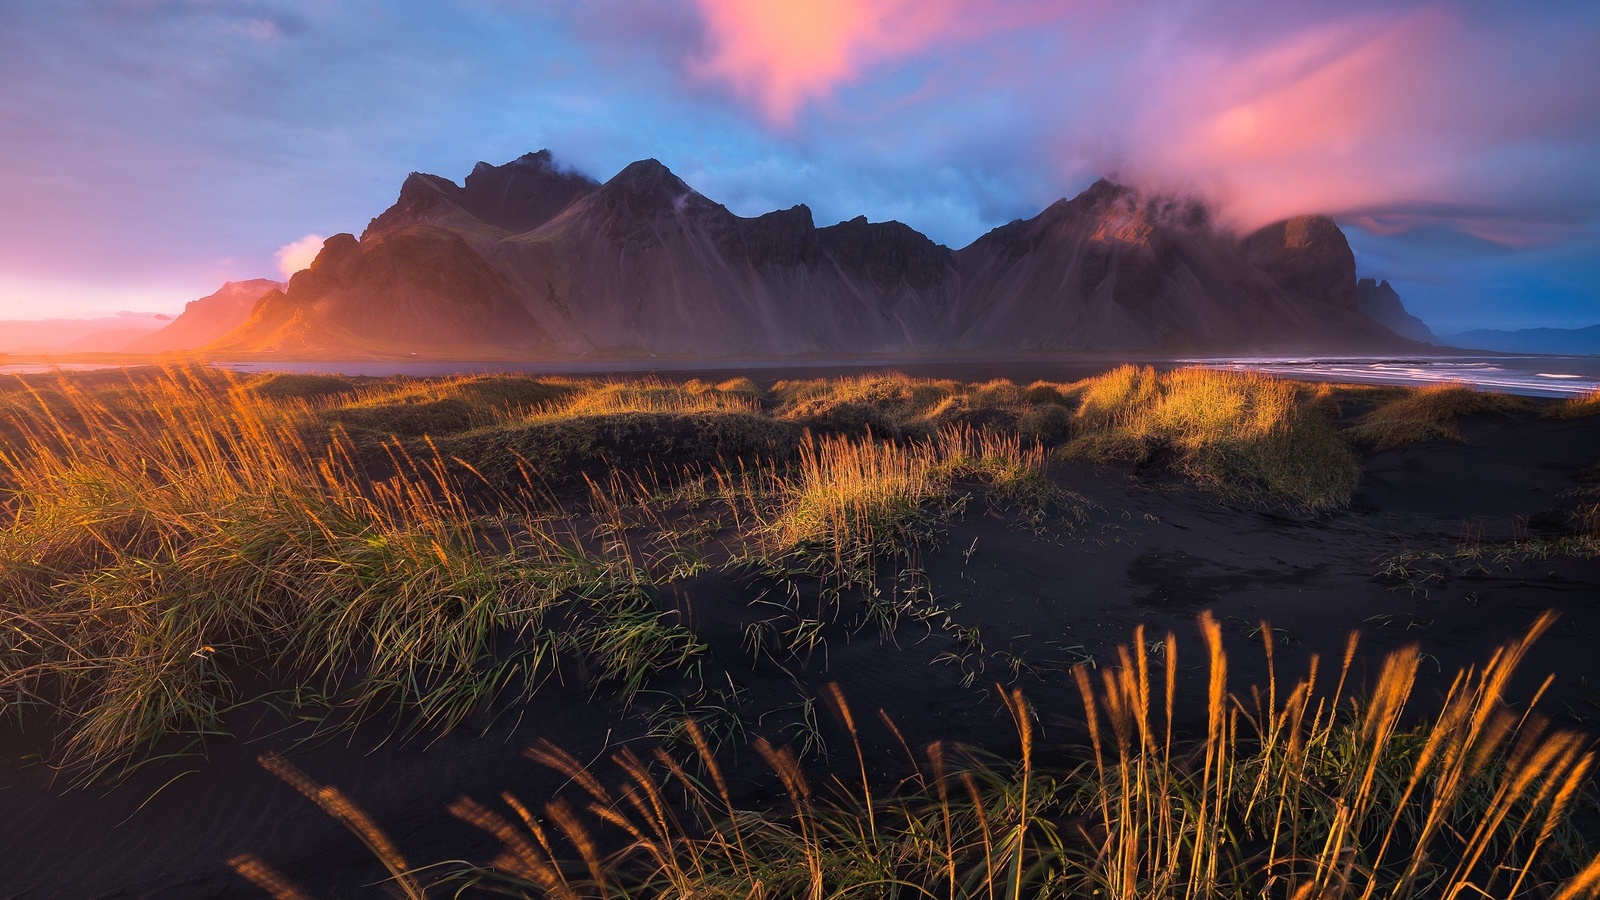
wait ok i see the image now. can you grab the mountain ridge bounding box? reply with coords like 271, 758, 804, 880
1445, 324, 1600, 356
208, 152, 1432, 358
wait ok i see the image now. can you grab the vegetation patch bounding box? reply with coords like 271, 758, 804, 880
1064, 365, 1358, 511
1346, 382, 1528, 449
1549, 387, 1600, 420
0, 369, 694, 776
249, 372, 357, 402
244, 614, 1600, 899
323, 374, 580, 439
773, 373, 1079, 442
447, 410, 804, 500
735, 427, 1080, 591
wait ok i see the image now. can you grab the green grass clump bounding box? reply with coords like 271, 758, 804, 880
1347, 382, 1528, 449
246, 613, 1600, 900
250, 372, 356, 401
1064, 365, 1358, 511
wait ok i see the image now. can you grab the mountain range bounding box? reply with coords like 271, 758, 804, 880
30, 151, 1450, 359
1444, 324, 1600, 356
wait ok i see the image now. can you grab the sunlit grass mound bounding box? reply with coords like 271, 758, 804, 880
1549, 387, 1600, 420
242, 613, 1600, 899
249, 372, 357, 402
742, 427, 1070, 587
1347, 382, 1529, 449
537, 377, 761, 418
322, 374, 580, 438
1064, 365, 1357, 511
0, 368, 694, 775
772, 373, 1077, 442
434, 378, 789, 499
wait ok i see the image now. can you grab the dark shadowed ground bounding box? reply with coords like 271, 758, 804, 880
2, 384, 1597, 899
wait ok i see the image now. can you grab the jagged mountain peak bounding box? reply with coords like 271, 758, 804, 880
215, 155, 1427, 358
596, 158, 703, 206
564, 158, 727, 230
366, 152, 598, 238
473, 149, 557, 174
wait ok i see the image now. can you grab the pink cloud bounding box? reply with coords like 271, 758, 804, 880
680, 1, 1596, 251
1117, 8, 1473, 231
688, 0, 969, 125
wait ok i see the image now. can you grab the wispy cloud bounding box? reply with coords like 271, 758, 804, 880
274, 234, 325, 279
0, 1, 1595, 329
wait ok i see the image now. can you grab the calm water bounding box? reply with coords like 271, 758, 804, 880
4, 354, 1597, 398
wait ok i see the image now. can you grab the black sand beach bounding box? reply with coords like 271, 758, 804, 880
1, 371, 1597, 898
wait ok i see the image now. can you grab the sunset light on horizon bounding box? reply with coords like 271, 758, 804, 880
1, 0, 1596, 332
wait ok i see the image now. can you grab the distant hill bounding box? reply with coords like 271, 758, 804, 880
208, 151, 1429, 358
125, 279, 283, 353
0, 312, 171, 353
1445, 324, 1600, 356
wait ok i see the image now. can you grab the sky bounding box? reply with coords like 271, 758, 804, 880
1, 1, 1597, 334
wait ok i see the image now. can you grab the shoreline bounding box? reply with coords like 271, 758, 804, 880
2, 350, 1598, 397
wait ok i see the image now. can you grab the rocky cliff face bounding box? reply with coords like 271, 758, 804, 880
363, 150, 598, 240
1357, 278, 1438, 344
210, 152, 1422, 357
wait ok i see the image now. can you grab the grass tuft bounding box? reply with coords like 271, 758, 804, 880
1064, 365, 1357, 511
0, 367, 677, 775
1549, 387, 1600, 420
252, 613, 1600, 899
1347, 382, 1528, 449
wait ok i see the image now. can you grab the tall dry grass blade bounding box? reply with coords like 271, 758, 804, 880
258, 752, 425, 900
228, 854, 312, 900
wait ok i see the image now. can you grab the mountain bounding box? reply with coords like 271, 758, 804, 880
124, 279, 283, 353
1356, 278, 1438, 344
209, 152, 1425, 357
209, 230, 545, 355
364, 150, 600, 238
0, 312, 171, 353
1445, 324, 1600, 356
950, 182, 1402, 351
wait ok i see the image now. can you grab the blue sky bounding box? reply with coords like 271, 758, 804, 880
1, 0, 1597, 333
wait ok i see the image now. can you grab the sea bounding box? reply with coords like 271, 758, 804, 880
3, 354, 1598, 399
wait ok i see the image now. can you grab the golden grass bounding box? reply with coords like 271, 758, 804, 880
772, 373, 1077, 441
251, 613, 1600, 899
1347, 382, 1529, 449
1549, 387, 1600, 420
1064, 365, 1358, 512
535, 377, 761, 418
323, 374, 579, 437
743, 427, 1070, 589
0, 367, 697, 774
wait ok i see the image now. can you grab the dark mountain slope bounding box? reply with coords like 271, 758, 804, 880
209, 230, 548, 355
1357, 278, 1439, 344
212, 155, 1423, 357
950, 181, 1405, 352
